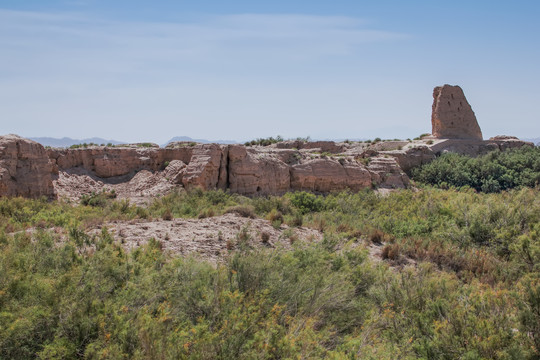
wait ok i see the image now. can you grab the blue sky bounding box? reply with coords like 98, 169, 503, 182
1, 0, 539, 143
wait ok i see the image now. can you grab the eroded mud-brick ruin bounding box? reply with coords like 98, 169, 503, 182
0, 85, 532, 201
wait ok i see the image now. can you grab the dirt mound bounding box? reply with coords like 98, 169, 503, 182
91, 213, 322, 262
54, 168, 178, 205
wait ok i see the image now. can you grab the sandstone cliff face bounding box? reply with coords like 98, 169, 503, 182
367, 156, 410, 189
227, 146, 291, 195
47, 144, 230, 193
431, 85, 483, 140
227, 147, 377, 195
162, 160, 187, 184
2, 85, 532, 199
182, 144, 224, 190
387, 146, 436, 174
0, 135, 55, 198
48, 146, 194, 178
1, 133, 532, 200
290, 158, 372, 192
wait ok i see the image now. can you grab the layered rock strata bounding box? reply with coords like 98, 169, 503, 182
0, 135, 55, 198
0, 134, 533, 199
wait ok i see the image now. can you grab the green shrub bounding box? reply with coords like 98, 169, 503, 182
412, 146, 540, 192
244, 135, 284, 146
287, 191, 324, 214
80, 189, 116, 207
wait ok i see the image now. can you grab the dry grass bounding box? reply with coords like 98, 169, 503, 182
198, 208, 215, 219
225, 205, 256, 219
381, 243, 400, 260
260, 231, 270, 244
266, 209, 284, 223
162, 209, 173, 221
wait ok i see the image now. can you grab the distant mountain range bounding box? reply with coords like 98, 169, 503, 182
29, 136, 238, 148
30, 137, 125, 147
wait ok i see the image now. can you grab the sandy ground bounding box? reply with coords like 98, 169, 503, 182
90, 214, 415, 267
15, 211, 415, 268
89, 213, 323, 263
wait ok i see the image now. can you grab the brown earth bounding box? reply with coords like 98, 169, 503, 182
91, 213, 323, 263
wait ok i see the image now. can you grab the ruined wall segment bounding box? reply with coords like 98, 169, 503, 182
0, 135, 55, 198
2, 85, 534, 199
227, 145, 291, 195
431, 85, 483, 140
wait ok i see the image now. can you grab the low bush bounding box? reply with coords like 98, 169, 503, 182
244, 135, 284, 146
162, 208, 173, 220
80, 189, 116, 207
287, 191, 324, 214
412, 146, 540, 192
225, 205, 256, 218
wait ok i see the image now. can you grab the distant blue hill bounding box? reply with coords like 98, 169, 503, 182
30, 137, 125, 148
29, 136, 238, 148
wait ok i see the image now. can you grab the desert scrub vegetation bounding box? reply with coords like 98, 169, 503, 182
413, 133, 432, 140
244, 135, 311, 147
0, 209, 538, 358
69, 142, 101, 149
244, 135, 284, 146
80, 189, 117, 207
0, 184, 540, 358
412, 145, 540, 192
0, 196, 142, 232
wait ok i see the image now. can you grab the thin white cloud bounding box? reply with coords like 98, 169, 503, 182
0, 9, 411, 141
0, 10, 408, 68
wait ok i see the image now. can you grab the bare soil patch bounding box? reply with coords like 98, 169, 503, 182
91, 213, 322, 263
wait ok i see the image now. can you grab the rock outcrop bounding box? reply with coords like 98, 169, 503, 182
162, 160, 187, 184
227, 146, 291, 195
182, 144, 224, 190
1, 85, 533, 200
0, 135, 55, 198
431, 85, 483, 140
367, 156, 410, 188
428, 137, 532, 157
2, 132, 532, 199
273, 140, 344, 153
386, 146, 436, 174
48, 147, 187, 178
290, 158, 372, 192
